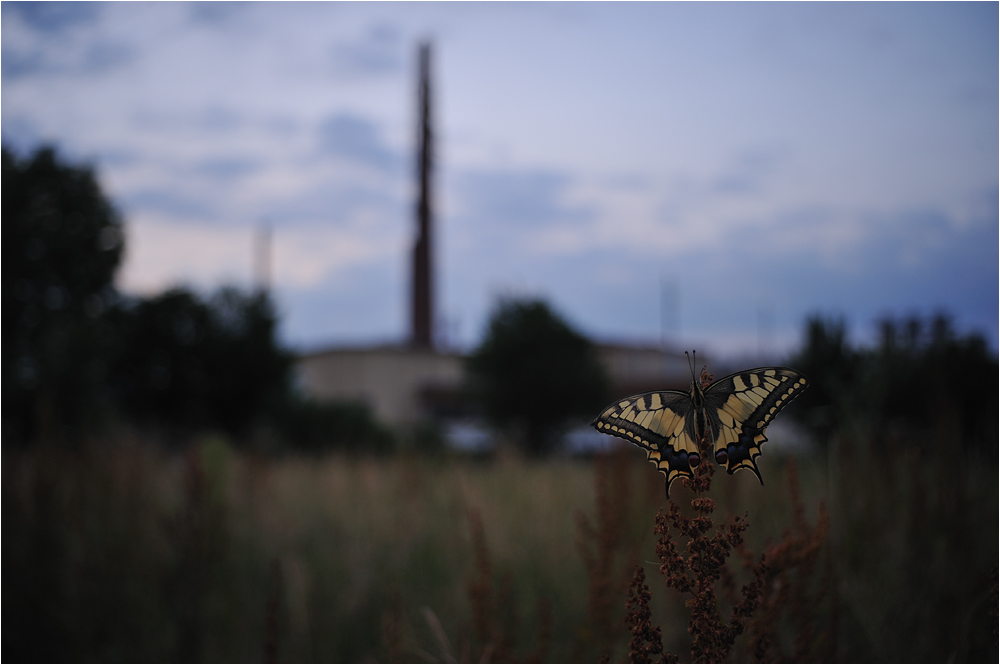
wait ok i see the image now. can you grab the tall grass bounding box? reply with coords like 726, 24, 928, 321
3, 429, 996, 662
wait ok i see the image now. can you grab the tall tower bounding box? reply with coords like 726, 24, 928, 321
411, 42, 434, 349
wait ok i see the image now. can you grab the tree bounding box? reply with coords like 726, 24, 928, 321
1, 145, 296, 444
2, 143, 381, 449
785, 315, 859, 443
2, 145, 124, 443
109, 287, 294, 438
863, 313, 997, 451
787, 312, 997, 451
467, 298, 609, 455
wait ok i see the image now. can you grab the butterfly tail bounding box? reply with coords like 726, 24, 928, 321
727, 453, 765, 485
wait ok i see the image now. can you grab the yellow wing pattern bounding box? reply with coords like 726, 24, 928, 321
591, 366, 807, 494
591, 390, 702, 491
703, 367, 808, 482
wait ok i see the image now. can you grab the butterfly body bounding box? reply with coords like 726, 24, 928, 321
591, 367, 807, 494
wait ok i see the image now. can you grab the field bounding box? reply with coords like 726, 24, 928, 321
4, 433, 997, 663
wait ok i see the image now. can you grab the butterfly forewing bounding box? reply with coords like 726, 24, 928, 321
703, 367, 808, 481
591, 389, 701, 490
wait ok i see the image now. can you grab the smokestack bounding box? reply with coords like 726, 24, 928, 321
411, 42, 434, 349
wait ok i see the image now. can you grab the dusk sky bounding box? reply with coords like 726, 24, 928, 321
4, 2, 997, 357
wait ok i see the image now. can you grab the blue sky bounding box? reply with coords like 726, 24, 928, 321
3, 2, 997, 357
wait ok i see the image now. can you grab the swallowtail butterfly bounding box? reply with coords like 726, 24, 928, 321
591, 354, 807, 495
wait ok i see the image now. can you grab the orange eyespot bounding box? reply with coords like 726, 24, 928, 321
715, 449, 729, 465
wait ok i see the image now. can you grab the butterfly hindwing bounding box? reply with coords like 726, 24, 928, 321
591, 390, 700, 490
703, 367, 808, 482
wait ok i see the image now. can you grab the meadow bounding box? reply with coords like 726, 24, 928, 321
3, 431, 997, 663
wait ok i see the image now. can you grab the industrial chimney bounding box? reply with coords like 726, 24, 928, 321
411, 42, 434, 349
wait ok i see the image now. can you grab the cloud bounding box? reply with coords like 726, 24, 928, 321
188, 2, 253, 26
318, 114, 401, 174
249, 170, 403, 228
2, 39, 133, 79
1, 50, 46, 80
452, 169, 597, 256
193, 156, 260, 181
2, 33, 136, 81
196, 106, 245, 133
3, 2, 100, 33
276, 222, 405, 290
278, 259, 405, 349
2, 3, 134, 80
129, 106, 245, 135
119, 211, 406, 299
0, 115, 42, 153
117, 218, 252, 295
122, 189, 217, 221
710, 145, 790, 196
329, 23, 403, 77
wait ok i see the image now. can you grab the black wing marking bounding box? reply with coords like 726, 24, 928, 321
703, 367, 808, 483
591, 390, 700, 492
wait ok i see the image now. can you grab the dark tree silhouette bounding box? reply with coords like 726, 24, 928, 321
3, 145, 125, 443
784, 315, 859, 442
788, 312, 997, 450
2, 144, 339, 447
467, 298, 609, 455
864, 313, 997, 451
109, 287, 295, 438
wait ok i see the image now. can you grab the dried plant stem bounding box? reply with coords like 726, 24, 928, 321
263, 557, 282, 663
745, 459, 833, 662
624, 566, 677, 663
577, 446, 637, 660
631, 366, 767, 664
527, 596, 553, 663
463, 508, 523, 663
466, 508, 493, 659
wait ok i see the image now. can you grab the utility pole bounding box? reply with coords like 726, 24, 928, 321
254, 221, 272, 295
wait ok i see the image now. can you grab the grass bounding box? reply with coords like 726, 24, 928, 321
3, 431, 997, 662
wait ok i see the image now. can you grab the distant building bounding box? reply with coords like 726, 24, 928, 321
595, 342, 691, 395
296, 345, 463, 426
295, 341, 694, 427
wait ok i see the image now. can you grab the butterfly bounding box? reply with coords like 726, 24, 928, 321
591, 355, 807, 495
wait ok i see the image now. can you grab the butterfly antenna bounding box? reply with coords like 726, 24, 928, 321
686, 350, 698, 384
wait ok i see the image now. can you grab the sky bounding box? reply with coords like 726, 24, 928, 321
3, 2, 997, 357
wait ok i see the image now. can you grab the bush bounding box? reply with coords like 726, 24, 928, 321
271, 398, 395, 453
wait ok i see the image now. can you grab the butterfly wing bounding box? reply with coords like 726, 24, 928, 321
703, 367, 808, 483
591, 390, 701, 493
